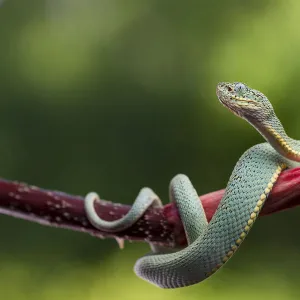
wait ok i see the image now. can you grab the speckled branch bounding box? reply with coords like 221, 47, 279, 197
0, 167, 300, 248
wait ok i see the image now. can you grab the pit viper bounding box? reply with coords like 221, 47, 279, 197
84, 82, 299, 288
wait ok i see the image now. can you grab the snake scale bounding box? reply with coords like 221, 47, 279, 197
84, 82, 300, 288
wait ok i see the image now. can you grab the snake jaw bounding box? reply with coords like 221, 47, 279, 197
230, 95, 260, 113
217, 89, 259, 118
230, 95, 259, 105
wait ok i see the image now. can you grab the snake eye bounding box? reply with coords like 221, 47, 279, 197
234, 83, 246, 93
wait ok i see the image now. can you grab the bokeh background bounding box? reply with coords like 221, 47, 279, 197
0, 0, 300, 299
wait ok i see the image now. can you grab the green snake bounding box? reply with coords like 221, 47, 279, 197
84, 82, 300, 288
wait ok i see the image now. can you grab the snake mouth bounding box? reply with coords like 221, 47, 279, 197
230, 94, 259, 105
229, 95, 261, 115
233, 98, 258, 105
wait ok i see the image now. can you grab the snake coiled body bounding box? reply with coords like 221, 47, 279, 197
84, 82, 300, 288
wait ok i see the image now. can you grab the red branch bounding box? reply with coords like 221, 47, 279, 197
1, 167, 300, 248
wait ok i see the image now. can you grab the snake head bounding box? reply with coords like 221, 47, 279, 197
216, 82, 274, 122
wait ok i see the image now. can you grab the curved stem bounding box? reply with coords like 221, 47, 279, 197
0, 167, 300, 247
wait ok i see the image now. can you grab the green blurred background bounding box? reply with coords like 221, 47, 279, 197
0, 0, 300, 299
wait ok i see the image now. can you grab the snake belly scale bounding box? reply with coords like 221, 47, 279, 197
84, 82, 300, 288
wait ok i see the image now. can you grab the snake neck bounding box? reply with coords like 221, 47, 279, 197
248, 112, 300, 162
